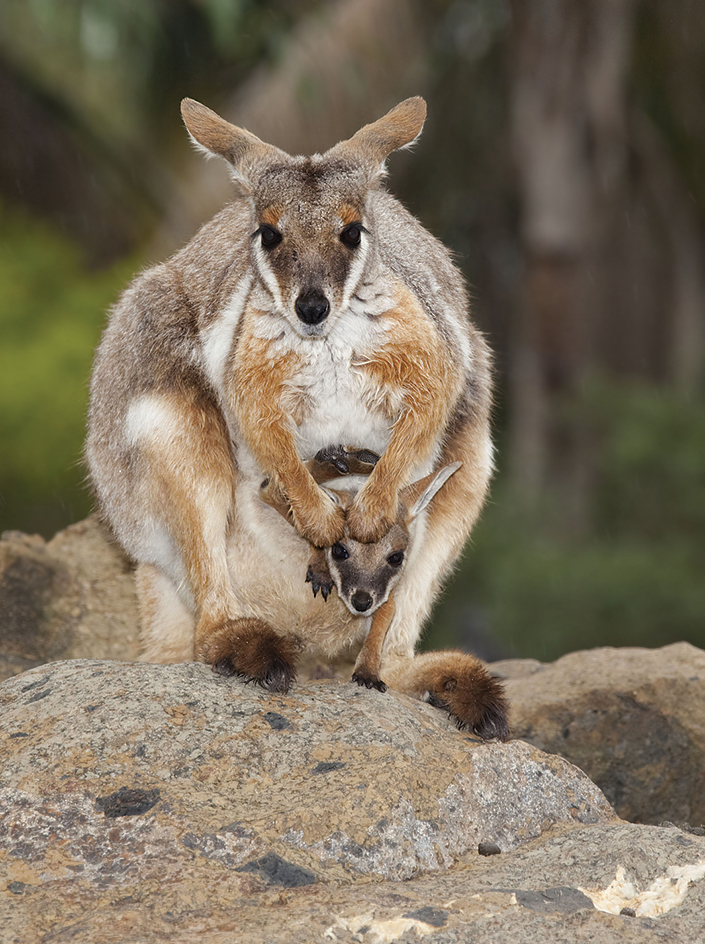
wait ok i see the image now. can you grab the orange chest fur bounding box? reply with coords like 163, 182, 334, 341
229, 283, 454, 432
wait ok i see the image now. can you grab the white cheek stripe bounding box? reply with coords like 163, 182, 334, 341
340, 233, 370, 313
201, 274, 253, 390
254, 242, 286, 314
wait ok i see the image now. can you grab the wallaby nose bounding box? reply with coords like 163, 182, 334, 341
351, 590, 373, 613
295, 291, 330, 325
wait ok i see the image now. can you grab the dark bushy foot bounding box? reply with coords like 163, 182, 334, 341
425, 657, 509, 740
200, 618, 300, 693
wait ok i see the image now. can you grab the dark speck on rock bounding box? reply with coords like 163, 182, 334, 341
515, 886, 594, 914
312, 761, 346, 774
95, 787, 161, 818
403, 907, 449, 928
478, 841, 501, 856
27, 689, 52, 703
263, 711, 292, 731
21, 675, 51, 693
236, 852, 317, 887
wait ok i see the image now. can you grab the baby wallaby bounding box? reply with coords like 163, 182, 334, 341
86, 96, 495, 700
261, 446, 509, 740
262, 447, 460, 689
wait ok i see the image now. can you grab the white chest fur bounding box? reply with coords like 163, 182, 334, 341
291, 329, 393, 461
253, 305, 395, 463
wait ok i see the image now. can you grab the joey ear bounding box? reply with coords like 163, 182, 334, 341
181, 98, 285, 174
402, 462, 462, 523
259, 485, 293, 524
320, 486, 348, 509
330, 97, 427, 175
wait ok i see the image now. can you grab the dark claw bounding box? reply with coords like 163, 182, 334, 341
212, 658, 239, 678
426, 691, 449, 711
306, 564, 333, 601
260, 662, 294, 694
426, 691, 510, 741
470, 704, 510, 742
349, 447, 380, 466
351, 672, 387, 693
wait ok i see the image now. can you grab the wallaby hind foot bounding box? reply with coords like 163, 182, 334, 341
385, 651, 509, 741
196, 617, 300, 693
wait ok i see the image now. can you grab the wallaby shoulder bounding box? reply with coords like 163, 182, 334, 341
92, 200, 253, 397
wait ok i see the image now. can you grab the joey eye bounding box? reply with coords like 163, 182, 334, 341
340, 223, 363, 248
387, 551, 404, 568
331, 543, 349, 561
257, 224, 282, 249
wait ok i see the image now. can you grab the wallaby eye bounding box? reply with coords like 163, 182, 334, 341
340, 223, 363, 248
387, 551, 404, 567
331, 543, 349, 561
256, 224, 282, 249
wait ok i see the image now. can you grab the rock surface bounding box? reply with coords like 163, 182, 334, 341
0, 661, 611, 879
0, 517, 140, 680
493, 642, 705, 826
1, 660, 704, 943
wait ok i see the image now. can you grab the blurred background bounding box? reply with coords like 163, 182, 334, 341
1, 0, 704, 662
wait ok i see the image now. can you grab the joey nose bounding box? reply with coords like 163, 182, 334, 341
351, 590, 373, 613
295, 291, 330, 325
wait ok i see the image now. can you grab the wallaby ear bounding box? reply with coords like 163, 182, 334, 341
402, 462, 462, 523
330, 97, 427, 175
259, 478, 294, 524
320, 486, 349, 509
181, 98, 284, 176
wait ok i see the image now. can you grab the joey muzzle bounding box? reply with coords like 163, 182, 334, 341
295, 291, 330, 325
351, 590, 373, 613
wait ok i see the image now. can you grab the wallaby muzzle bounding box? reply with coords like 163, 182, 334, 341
351, 590, 373, 613
295, 291, 330, 325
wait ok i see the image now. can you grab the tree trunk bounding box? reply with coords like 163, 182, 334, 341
508, 0, 637, 526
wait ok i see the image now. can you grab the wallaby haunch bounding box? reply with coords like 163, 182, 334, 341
86, 97, 503, 736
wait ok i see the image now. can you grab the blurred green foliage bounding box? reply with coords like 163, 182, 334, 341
0, 201, 134, 535
430, 379, 705, 660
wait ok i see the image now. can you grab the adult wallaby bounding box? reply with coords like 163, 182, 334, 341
86, 96, 494, 703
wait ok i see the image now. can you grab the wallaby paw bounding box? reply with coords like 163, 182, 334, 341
312, 444, 379, 477
352, 670, 388, 693
305, 562, 334, 601
425, 659, 509, 741
292, 492, 345, 547
198, 617, 300, 694
345, 494, 396, 544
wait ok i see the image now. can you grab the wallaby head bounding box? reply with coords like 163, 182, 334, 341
324, 463, 461, 617
180, 97, 426, 338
